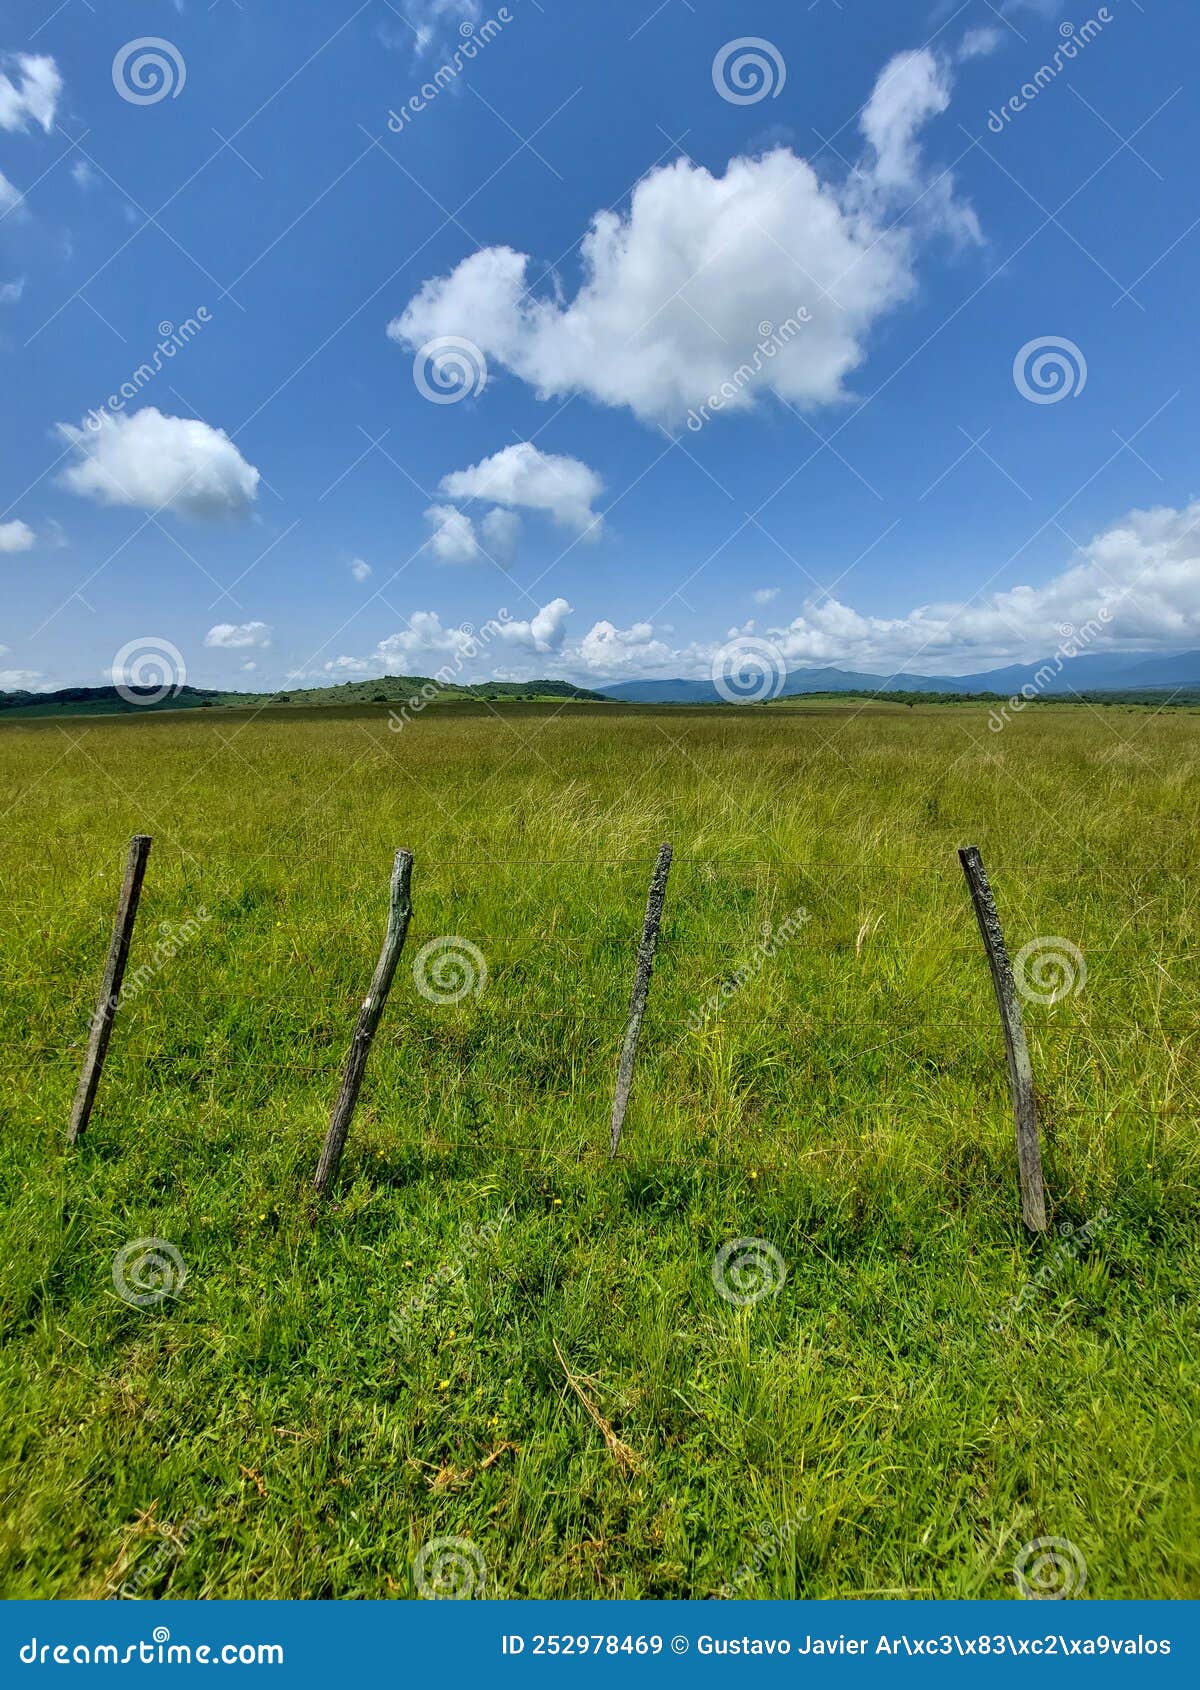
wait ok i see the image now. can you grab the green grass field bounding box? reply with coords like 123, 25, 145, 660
1, 699, 1197, 1599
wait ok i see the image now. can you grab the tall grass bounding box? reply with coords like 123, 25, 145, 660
0, 700, 1196, 1597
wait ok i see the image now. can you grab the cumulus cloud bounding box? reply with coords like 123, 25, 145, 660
425, 502, 481, 563
0, 276, 24, 302
350, 557, 372, 582
439, 443, 603, 535
752, 587, 779, 605
494, 597, 571, 653
481, 506, 520, 559
0, 667, 41, 686
407, 0, 480, 55
204, 621, 272, 649
389, 46, 977, 426
0, 518, 34, 552
376, 611, 478, 667
0, 172, 20, 214
0, 53, 61, 133
57, 408, 261, 518
578, 619, 675, 673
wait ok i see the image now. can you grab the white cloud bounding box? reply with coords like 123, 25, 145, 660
350, 557, 372, 582
425, 502, 481, 563
204, 621, 272, 649
407, 1, 480, 55
241, 661, 257, 672
752, 587, 779, 605
439, 442, 603, 536
957, 26, 1004, 61
390, 46, 977, 426
0, 276, 25, 303
0, 667, 41, 686
0, 519, 34, 552
578, 619, 675, 673
481, 506, 520, 559
71, 159, 95, 189
0, 53, 62, 133
0, 171, 20, 214
376, 611, 478, 668
57, 408, 261, 518
494, 597, 572, 653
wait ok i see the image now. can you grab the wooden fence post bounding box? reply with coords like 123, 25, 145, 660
958, 845, 1048, 1232
609, 842, 673, 1157
68, 833, 152, 1146
314, 849, 414, 1198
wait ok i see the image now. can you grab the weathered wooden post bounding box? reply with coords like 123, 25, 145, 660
68, 833, 152, 1146
609, 842, 673, 1157
314, 848, 414, 1198
958, 845, 1048, 1232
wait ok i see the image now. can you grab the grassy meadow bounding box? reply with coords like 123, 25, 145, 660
0, 697, 1197, 1599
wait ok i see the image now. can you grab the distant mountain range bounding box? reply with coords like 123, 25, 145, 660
0, 677, 608, 719
595, 650, 1200, 704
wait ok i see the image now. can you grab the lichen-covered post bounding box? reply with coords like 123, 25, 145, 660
958, 845, 1048, 1231
609, 843, 673, 1157
314, 849, 414, 1198
68, 833, 152, 1146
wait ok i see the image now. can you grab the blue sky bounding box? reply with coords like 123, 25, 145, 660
1, 0, 1197, 691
